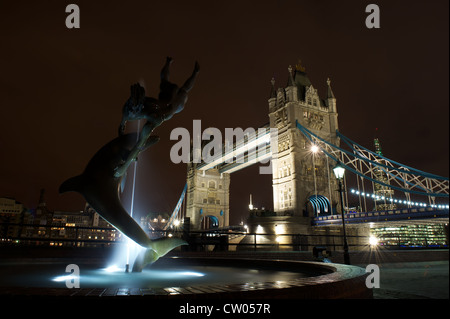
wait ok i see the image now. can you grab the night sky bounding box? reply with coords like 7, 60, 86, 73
0, 0, 448, 225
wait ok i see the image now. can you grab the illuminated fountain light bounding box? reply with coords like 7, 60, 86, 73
52, 274, 79, 283
107, 235, 146, 273
175, 271, 205, 277
102, 265, 123, 273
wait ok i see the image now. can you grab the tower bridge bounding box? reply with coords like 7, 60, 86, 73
166, 63, 448, 249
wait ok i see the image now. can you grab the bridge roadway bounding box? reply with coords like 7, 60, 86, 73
196, 126, 272, 174
313, 207, 449, 226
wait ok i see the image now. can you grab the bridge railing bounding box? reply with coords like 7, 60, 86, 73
0, 222, 123, 247
1, 222, 448, 250
182, 231, 448, 251
313, 207, 449, 225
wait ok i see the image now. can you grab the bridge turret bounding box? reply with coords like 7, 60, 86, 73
285, 65, 298, 102
185, 163, 230, 231
268, 61, 341, 221
268, 77, 277, 113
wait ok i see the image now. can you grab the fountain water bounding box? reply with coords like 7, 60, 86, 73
125, 120, 141, 272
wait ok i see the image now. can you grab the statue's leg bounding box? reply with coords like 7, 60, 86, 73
158, 58, 176, 102
160, 56, 172, 82
180, 61, 200, 93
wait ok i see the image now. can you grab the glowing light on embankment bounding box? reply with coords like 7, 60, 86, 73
369, 235, 379, 247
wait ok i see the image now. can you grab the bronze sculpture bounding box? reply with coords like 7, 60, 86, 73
115, 57, 199, 177
59, 57, 198, 271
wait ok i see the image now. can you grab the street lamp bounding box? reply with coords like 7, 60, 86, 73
311, 144, 319, 153
333, 161, 351, 265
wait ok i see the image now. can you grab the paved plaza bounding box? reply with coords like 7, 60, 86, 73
364, 261, 449, 299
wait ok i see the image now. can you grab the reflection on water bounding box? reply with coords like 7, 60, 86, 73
0, 260, 312, 289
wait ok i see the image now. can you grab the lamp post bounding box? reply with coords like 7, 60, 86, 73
333, 161, 351, 265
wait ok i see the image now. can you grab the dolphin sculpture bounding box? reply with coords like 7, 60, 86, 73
59, 132, 187, 271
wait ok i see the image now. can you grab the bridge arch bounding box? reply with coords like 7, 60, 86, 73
201, 215, 219, 230
307, 195, 332, 216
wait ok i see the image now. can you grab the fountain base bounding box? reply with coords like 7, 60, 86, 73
0, 257, 372, 299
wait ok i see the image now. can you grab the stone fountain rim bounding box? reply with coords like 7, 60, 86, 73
0, 256, 372, 298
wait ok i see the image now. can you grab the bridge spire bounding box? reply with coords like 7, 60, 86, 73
287, 65, 295, 87
326, 77, 335, 99
285, 66, 298, 102
269, 77, 276, 98
268, 77, 278, 112
326, 77, 337, 112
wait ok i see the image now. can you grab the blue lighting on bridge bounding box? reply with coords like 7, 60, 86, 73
313, 207, 449, 226
350, 189, 449, 209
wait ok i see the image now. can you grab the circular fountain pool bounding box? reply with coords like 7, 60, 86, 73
0, 257, 372, 298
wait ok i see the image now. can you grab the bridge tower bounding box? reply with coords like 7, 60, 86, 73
185, 162, 230, 231
269, 63, 341, 219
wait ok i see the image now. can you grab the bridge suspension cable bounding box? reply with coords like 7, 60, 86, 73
296, 120, 449, 200
163, 183, 188, 230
